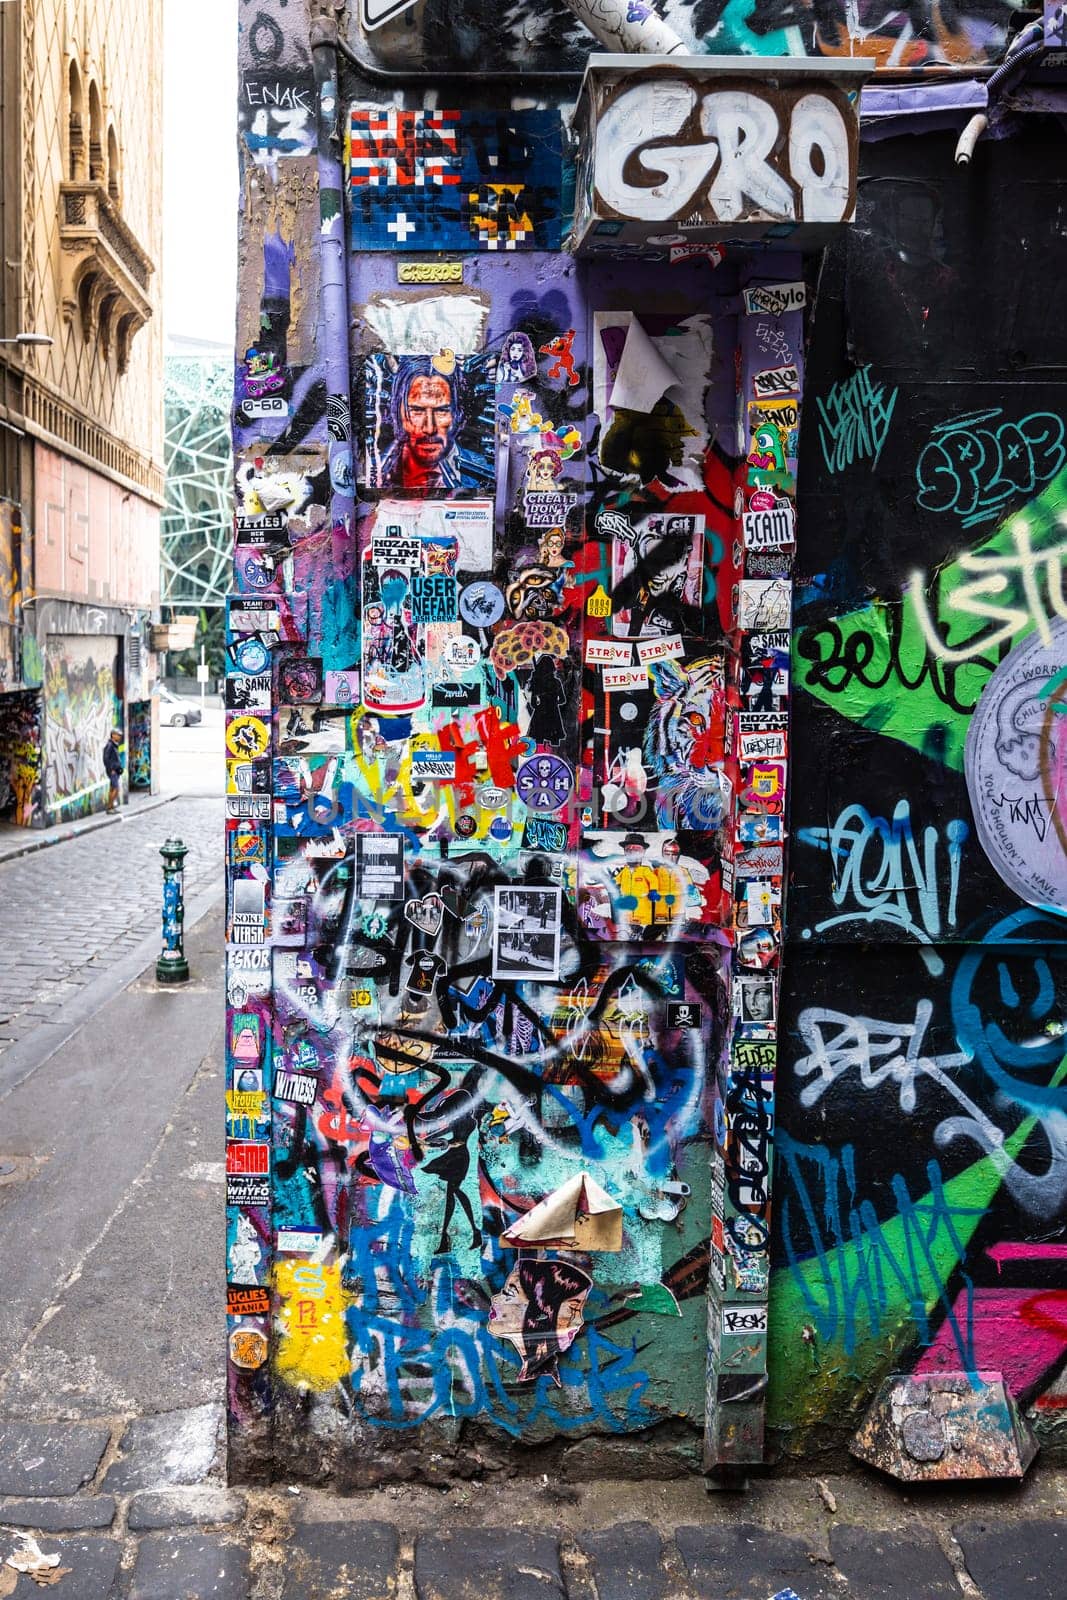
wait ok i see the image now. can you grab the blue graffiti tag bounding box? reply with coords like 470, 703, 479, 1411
815, 366, 898, 475
797, 799, 968, 951
915, 409, 1066, 528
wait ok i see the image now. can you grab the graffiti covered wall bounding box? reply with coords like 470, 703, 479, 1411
227, 0, 874, 1480
772, 129, 1067, 1462
43, 635, 122, 820
0, 692, 43, 828
345, 0, 1018, 75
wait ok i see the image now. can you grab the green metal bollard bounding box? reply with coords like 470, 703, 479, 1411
156, 837, 190, 984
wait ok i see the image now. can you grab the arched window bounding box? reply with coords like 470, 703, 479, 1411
107, 126, 121, 204
68, 61, 85, 181
88, 80, 104, 184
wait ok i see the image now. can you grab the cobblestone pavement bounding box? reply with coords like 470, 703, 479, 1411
0, 797, 222, 1056
0, 1411, 1064, 1599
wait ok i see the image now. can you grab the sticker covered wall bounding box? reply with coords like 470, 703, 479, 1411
228, 0, 862, 1486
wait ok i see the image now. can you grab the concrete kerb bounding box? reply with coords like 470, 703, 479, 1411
0, 880, 224, 1104
0, 792, 180, 868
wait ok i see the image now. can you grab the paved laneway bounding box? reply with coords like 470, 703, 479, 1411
0, 1413, 1064, 1600
0, 796, 222, 1056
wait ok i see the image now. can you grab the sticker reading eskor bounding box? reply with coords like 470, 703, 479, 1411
492, 886, 562, 981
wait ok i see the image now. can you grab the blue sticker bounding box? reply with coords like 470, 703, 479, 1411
459, 581, 506, 627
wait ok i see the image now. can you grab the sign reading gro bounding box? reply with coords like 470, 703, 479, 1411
571, 59, 870, 255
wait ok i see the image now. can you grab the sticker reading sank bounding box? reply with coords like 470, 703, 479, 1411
593, 83, 853, 225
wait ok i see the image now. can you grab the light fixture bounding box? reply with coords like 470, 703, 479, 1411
0, 332, 53, 347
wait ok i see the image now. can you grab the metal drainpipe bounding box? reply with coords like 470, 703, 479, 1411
309, 15, 357, 601
553, 0, 687, 54
955, 11, 1061, 163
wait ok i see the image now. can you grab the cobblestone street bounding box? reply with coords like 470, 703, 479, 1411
0, 1408, 1064, 1599
0, 796, 222, 1056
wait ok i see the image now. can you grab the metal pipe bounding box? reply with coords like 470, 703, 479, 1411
954, 112, 988, 164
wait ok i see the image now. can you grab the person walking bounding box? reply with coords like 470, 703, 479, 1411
103, 727, 125, 813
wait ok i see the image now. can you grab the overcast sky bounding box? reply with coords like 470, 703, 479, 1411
163, 0, 239, 348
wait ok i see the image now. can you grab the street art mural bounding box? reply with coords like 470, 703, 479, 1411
42, 636, 122, 820
345, 0, 1020, 74
229, 0, 859, 1478
0, 692, 43, 829
773, 130, 1067, 1461
231, 0, 1063, 1488
128, 700, 153, 790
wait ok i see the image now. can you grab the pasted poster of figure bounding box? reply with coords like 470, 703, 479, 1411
487, 1257, 593, 1385
589, 648, 730, 832
492, 886, 563, 980
578, 830, 724, 940
363, 352, 496, 493
497, 331, 536, 385
606, 508, 705, 639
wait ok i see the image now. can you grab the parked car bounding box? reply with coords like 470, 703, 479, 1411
158, 686, 202, 727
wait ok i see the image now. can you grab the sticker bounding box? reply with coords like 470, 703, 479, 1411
743, 283, 805, 316
404, 893, 446, 937
226, 796, 271, 820
523, 491, 579, 528
742, 503, 796, 550
241, 396, 288, 420
738, 927, 778, 969
229, 1325, 269, 1370
226, 1141, 270, 1176
397, 260, 464, 284
585, 639, 633, 667
233, 638, 272, 674
740, 761, 787, 812
492, 886, 563, 981
722, 1305, 769, 1334
276, 1228, 324, 1254
669, 242, 725, 267
227, 1285, 270, 1317
235, 511, 287, 535
226, 716, 270, 759
278, 655, 324, 704
752, 364, 799, 399
412, 750, 456, 780
432, 681, 481, 710
636, 635, 684, 666
353, 834, 405, 899
226, 672, 272, 711
602, 665, 647, 693
443, 636, 482, 669
226, 1174, 270, 1207
323, 670, 361, 705
522, 816, 568, 852
274, 1072, 318, 1106
515, 754, 573, 812
667, 1002, 701, 1028
459, 581, 506, 627
737, 579, 791, 632
372, 536, 421, 569
733, 975, 776, 1026
230, 879, 267, 945
404, 572, 460, 627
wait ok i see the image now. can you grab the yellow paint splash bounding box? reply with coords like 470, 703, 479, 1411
274, 1259, 349, 1393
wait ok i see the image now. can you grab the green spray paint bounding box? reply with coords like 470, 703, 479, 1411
796, 468, 1067, 772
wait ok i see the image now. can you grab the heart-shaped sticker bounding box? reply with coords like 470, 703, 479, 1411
404, 893, 445, 937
